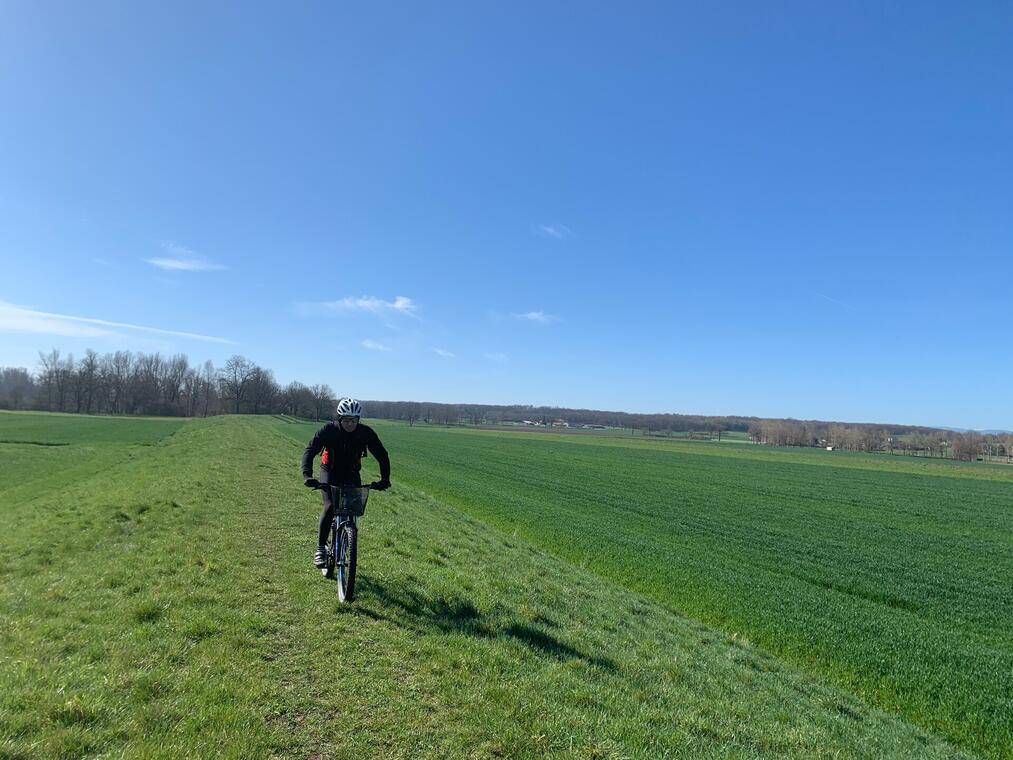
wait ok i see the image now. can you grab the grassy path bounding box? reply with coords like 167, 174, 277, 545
1, 415, 977, 758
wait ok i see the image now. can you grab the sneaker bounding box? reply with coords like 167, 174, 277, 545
314, 546, 327, 568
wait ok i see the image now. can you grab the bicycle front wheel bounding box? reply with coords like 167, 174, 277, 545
336, 523, 357, 603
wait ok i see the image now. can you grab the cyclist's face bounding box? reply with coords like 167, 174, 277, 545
339, 416, 359, 432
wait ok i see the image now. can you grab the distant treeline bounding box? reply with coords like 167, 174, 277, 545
744, 419, 1007, 462
2, 347, 1009, 463
0, 349, 337, 420
362, 400, 1010, 462
363, 399, 757, 432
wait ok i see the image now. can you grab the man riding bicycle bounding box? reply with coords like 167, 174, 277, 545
302, 397, 391, 569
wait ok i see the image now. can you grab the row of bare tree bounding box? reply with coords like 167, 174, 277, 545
363, 401, 1010, 462
0, 350, 336, 419
3, 348, 1009, 462
747, 419, 1011, 462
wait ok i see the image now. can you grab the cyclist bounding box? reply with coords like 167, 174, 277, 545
302, 397, 391, 569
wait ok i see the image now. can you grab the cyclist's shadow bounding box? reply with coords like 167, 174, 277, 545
351, 577, 616, 672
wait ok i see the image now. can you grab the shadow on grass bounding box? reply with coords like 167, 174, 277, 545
0, 439, 70, 446
351, 578, 616, 672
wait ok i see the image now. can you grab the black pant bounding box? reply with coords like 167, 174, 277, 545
318, 474, 362, 547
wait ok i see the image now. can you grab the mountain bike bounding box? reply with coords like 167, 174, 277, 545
314, 482, 380, 602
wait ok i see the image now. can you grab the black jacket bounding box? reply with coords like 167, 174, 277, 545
301, 422, 391, 485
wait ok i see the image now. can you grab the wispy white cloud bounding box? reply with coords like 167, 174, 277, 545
0, 301, 114, 338
533, 223, 573, 239
0, 299, 235, 344
433, 348, 456, 358
512, 310, 560, 325
297, 295, 420, 319
144, 242, 227, 272
484, 351, 508, 363
145, 257, 226, 272
815, 292, 858, 312
361, 339, 391, 352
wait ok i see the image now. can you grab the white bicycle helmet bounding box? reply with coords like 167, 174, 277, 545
336, 397, 363, 417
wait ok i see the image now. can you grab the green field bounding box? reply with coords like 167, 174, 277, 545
281, 420, 1013, 758
1, 411, 1004, 758
0, 411, 184, 446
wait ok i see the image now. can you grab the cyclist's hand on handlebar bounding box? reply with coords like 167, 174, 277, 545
304, 477, 321, 489
371, 479, 391, 491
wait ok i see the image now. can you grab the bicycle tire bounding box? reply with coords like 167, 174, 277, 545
336, 523, 357, 602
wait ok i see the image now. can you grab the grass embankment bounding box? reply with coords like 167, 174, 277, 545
281, 420, 1012, 759
0, 413, 975, 758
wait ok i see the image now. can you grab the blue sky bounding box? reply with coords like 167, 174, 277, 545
2, 2, 1011, 429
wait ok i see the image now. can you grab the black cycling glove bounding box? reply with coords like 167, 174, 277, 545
304, 477, 320, 489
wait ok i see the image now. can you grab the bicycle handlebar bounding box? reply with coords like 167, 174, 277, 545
313, 482, 383, 491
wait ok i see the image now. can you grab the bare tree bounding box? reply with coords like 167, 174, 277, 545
36, 350, 59, 410
105, 351, 134, 414
406, 402, 421, 426
0, 367, 35, 409
180, 367, 199, 417
200, 360, 217, 417
311, 384, 335, 420
132, 353, 163, 414
36, 349, 74, 411
162, 354, 189, 411
77, 350, 100, 413
220, 355, 256, 414
247, 366, 279, 414
952, 432, 982, 462
282, 381, 315, 418
55, 353, 74, 412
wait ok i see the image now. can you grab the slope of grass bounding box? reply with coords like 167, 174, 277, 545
1, 413, 975, 758
0, 412, 186, 555
278, 419, 1013, 759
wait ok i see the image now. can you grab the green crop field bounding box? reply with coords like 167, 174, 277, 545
0, 411, 1004, 758
0, 410, 185, 446
281, 419, 1013, 759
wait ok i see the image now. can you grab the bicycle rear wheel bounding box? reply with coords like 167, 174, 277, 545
336, 523, 357, 602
